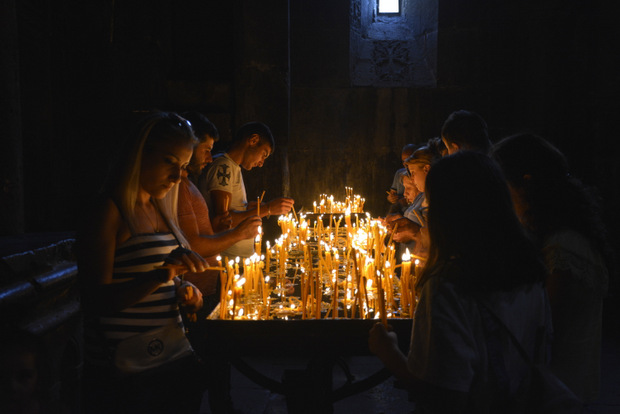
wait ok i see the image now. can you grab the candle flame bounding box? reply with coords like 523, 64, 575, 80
402, 248, 411, 262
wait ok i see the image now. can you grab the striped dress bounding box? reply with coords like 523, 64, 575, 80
85, 232, 185, 365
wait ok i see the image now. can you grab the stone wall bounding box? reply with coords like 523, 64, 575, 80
2, 0, 618, 289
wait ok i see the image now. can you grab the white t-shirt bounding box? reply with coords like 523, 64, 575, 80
408, 266, 551, 397
201, 153, 253, 258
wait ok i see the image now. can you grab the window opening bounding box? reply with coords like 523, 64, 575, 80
377, 0, 400, 14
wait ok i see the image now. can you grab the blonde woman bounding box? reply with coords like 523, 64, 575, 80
77, 111, 209, 414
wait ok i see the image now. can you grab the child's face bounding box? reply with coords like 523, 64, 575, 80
409, 163, 429, 193
402, 175, 417, 203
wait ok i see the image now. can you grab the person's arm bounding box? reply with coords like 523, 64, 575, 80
246, 197, 295, 218
210, 189, 237, 231
369, 322, 469, 412
178, 180, 260, 257
369, 323, 415, 385
185, 217, 262, 258
263, 197, 295, 217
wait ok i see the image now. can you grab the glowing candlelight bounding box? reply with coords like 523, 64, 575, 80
255, 225, 262, 254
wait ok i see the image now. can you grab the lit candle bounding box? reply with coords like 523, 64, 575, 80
377, 270, 387, 327
263, 275, 270, 318
266, 241, 271, 273
217, 255, 226, 319
332, 270, 337, 319
402, 249, 412, 316
255, 226, 262, 254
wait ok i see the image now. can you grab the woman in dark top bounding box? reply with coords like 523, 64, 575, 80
492, 133, 611, 403
370, 151, 549, 413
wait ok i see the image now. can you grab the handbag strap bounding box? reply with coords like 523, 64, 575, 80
476, 299, 535, 366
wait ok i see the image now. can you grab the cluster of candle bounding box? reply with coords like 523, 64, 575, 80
312, 187, 365, 214
214, 207, 426, 322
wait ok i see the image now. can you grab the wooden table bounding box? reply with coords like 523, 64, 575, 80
196, 318, 412, 413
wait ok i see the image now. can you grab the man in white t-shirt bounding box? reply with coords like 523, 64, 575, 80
200, 122, 294, 259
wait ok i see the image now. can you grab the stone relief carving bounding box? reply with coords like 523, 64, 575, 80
350, 0, 437, 87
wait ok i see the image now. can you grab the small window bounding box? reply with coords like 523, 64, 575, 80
377, 0, 400, 15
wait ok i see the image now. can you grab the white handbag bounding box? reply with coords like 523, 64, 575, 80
113, 323, 194, 375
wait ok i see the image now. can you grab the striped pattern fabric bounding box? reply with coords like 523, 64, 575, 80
85, 233, 183, 362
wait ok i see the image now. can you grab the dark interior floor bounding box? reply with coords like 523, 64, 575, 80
201, 303, 620, 414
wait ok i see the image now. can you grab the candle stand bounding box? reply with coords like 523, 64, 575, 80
191, 192, 424, 413
197, 318, 412, 414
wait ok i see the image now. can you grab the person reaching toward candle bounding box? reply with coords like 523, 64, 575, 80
177, 111, 252, 414
199, 121, 294, 259
440, 109, 492, 155
369, 151, 554, 413
387, 143, 417, 215
177, 111, 261, 316
388, 137, 444, 260
491, 133, 612, 405
77, 111, 209, 414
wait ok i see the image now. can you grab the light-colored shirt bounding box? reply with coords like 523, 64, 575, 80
201, 153, 253, 259
409, 266, 550, 396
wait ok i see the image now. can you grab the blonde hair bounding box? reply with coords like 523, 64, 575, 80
405, 137, 444, 167
111, 111, 197, 245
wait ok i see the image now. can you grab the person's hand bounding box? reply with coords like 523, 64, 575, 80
384, 213, 403, 231
392, 218, 420, 243
235, 215, 262, 240
177, 282, 203, 322
164, 246, 207, 275
368, 322, 399, 358
212, 211, 233, 232
387, 190, 399, 204
266, 197, 295, 216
